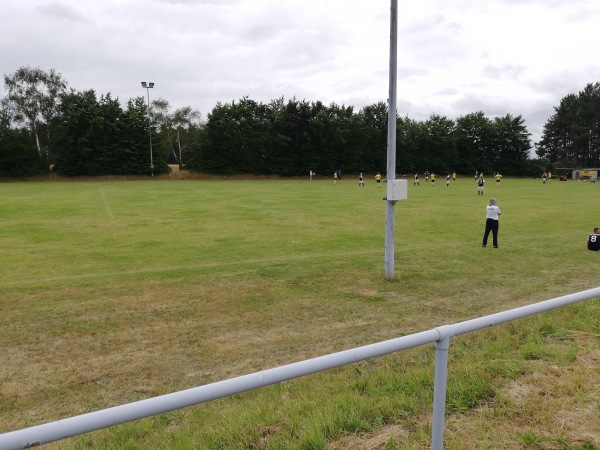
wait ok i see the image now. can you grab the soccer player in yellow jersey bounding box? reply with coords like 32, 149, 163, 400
495, 172, 502, 186
430, 173, 436, 186
375, 172, 382, 187
452, 172, 456, 182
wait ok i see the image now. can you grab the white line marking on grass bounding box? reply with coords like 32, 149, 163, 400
2, 250, 382, 287
99, 185, 114, 220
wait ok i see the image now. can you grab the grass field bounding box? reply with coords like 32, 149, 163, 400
1, 175, 599, 449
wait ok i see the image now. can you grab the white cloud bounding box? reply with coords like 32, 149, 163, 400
34, 2, 91, 22
1, 0, 599, 150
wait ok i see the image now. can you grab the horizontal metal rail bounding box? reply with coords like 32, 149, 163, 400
1, 286, 599, 450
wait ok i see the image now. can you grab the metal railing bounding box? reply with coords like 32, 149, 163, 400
2, 286, 599, 450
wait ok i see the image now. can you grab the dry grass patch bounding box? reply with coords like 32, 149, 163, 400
444, 331, 600, 449
327, 425, 410, 449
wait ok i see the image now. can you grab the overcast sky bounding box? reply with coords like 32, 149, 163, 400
2, 0, 599, 148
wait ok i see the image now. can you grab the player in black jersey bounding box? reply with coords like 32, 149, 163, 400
588, 228, 600, 251
477, 177, 485, 195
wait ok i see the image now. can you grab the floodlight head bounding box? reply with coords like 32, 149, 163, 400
148, 82, 154, 88
141, 82, 147, 88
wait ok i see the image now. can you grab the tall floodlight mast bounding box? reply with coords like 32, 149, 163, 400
141, 81, 155, 176
384, 0, 398, 279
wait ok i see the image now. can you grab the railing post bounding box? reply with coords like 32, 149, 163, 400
431, 336, 450, 450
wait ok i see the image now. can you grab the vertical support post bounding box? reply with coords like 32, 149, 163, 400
146, 88, 154, 177
384, 0, 398, 279
431, 337, 450, 450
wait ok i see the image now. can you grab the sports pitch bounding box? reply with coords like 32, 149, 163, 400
1, 176, 599, 448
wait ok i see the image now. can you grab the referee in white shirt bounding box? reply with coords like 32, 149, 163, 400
482, 198, 501, 248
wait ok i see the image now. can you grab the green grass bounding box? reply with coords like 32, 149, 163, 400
1, 176, 599, 449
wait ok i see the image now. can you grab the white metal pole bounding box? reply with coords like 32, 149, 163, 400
146, 87, 154, 176
431, 336, 450, 449
385, 0, 398, 279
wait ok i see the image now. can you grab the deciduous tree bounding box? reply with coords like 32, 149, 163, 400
3, 66, 67, 167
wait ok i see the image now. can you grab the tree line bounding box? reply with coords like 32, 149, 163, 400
2, 66, 595, 178
189, 97, 534, 177
535, 82, 600, 168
